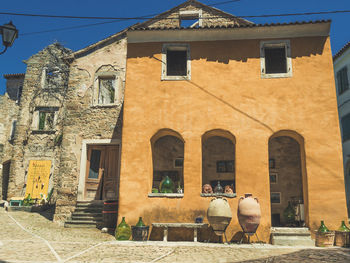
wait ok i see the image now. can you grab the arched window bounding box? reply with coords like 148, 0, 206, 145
151, 130, 184, 193
202, 130, 235, 195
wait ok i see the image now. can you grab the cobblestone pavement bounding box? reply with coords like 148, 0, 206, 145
1, 208, 350, 263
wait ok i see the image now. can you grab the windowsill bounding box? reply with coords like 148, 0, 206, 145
261, 72, 292, 79
148, 193, 184, 198
91, 103, 118, 108
31, 130, 56, 134
200, 193, 236, 198
161, 75, 191, 81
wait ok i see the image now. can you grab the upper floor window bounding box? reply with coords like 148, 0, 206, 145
32, 107, 58, 131
16, 85, 23, 105
98, 77, 115, 105
341, 113, 350, 142
162, 44, 191, 81
9, 120, 17, 141
179, 10, 202, 28
42, 67, 61, 89
337, 67, 349, 95
260, 40, 292, 78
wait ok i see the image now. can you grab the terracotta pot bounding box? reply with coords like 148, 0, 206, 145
237, 193, 261, 235
207, 197, 232, 236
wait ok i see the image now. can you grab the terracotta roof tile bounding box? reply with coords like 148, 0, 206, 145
3, 73, 25, 79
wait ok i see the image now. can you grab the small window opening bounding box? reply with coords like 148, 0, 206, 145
265, 47, 287, 74
16, 86, 23, 104
98, 77, 115, 104
10, 120, 17, 140
337, 67, 349, 95
38, 111, 55, 131
167, 50, 187, 76
180, 17, 199, 28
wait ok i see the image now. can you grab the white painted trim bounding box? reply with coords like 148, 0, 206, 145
161, 43, 191, 81
127, 23, 330, 43
92, 71, 120, 106
179, 9, 202, 27
77, 139, 121, 201
260, 40, 293, 79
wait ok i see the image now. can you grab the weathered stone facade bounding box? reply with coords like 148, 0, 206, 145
53, 33, 127, 222
6, 43, 72, 202
0, 74, 24, 199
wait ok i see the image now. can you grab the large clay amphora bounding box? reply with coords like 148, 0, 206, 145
207, 197, 232, 236
237, 193, 261, 235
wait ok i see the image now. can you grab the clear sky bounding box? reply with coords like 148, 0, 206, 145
0, 0, 349, 94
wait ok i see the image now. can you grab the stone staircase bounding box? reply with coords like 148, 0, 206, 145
64, 201, 103, 228
271, 227, 315, 246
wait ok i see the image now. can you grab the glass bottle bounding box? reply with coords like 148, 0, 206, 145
115, 217, 131, 240
214, 181, 223, 193
318, 220, 330, 233
338, 221, 350, 232
136, 217, 145, 227
160, 175, 175, 193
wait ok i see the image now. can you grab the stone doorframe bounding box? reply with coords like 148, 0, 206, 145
77, 139, 121, 201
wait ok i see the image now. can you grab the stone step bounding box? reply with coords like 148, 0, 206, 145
271, 227, 315, 246
71, 215, 103, 221
64, 220, 100, 228
71, 212, 103, 217
73, 207, 103, 213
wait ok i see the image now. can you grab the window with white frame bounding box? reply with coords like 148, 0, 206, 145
337, 66, 349, 95
179, 10, 202, 28
162, 44, 191, 80
260, 40, 292, 78
32, 107, 58, 131
93, 73, 119, 106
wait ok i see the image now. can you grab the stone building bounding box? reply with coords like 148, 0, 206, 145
0, 73, 24, 200
6, 43, 72, 203
333, 41, 350, 217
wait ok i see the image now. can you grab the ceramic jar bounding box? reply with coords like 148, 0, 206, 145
237, 193, 261, 235
207, 197, 232, 236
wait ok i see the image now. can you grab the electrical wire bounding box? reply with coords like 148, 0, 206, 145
208, 0, 241, 7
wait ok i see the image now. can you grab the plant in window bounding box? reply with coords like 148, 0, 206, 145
38, 111, 55, 131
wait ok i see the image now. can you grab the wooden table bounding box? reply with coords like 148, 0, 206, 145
152, 223, 208, 242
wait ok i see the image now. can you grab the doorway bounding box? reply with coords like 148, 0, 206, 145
2, 160, 11, 200
269, 135, 304, 227
85, 145, 119, 200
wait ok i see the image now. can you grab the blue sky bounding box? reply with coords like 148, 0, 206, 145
0, 0, 349, 94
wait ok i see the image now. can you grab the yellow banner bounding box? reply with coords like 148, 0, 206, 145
25, 160, 51, 199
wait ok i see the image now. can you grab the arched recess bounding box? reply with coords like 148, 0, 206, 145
151, 129, 184, 193
344, 160, 350, 218
268, 130, 308, 227
202, 129, 236, 194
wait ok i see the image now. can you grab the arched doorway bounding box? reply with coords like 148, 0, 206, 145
268, 133, 305, 227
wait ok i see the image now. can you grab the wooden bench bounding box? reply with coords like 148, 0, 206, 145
152, 223, 208, 242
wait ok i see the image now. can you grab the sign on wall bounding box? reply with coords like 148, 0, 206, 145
25, 160, 51, 199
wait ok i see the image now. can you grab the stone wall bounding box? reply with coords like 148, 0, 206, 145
7, 43, 72, 202
54, 35, 127, 222
0, 75, 24, 199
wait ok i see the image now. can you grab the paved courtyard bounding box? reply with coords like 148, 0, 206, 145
0, 208, 350, 263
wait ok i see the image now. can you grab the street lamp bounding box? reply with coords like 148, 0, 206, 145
0, 21, 18, 55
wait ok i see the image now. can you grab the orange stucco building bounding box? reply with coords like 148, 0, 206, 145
118, 0, 348, 242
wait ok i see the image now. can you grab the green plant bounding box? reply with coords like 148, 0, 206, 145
23, 194, 35, 206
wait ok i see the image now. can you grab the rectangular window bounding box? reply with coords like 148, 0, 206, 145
88, 149, 101, 179
98, 77, 115, 104
264, 47, 287, 74
179, 10, 202, 28
260, 40, 292, 78
16, 86, 23, 105
342, 114, 350, 142
34, 107, 58, 131
337, 67, 349, 95
167, 50, 187, 76
10, 120, 17, 140
162, 44, 191, 80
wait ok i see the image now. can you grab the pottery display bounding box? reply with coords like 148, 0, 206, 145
159, 175, 175, 193
237, 193, 261, 235
224, 185, 233, 194
115, 217, 131, 240
207, 197, 232, 236
202, 184, 213, 193
214, 181, 223, 193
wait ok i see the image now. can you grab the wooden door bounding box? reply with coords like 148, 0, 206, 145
85, 145, 119, 200
85, 146, 105, 200
102, 145, 119, 200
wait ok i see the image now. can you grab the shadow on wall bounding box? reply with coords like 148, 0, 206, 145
128, 37, 327, 64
